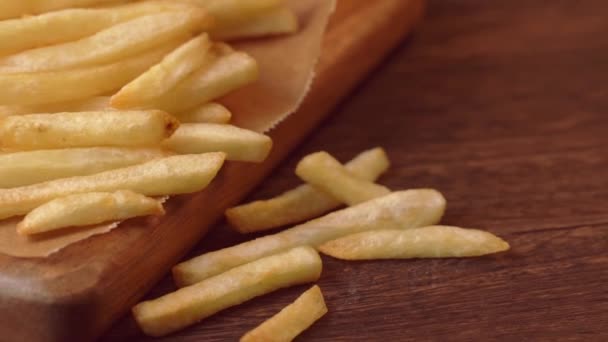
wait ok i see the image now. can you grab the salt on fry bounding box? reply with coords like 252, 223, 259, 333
174, 189, 446, 286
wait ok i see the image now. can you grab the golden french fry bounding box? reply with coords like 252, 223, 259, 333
162, 123, 272, 162
190, 0, 282, 27
0, 1, 202, 56
0, 41, 179, 106
319, 226, 511, 260
115, 49, 258, 113
241, 285, 327, 342
0, 97, 112, 117
0, 111, 179, 150
134, 246, 322, 337
0, 153, 225, 220
0, 147, 168, 188
17, 190, 164, 235
174, 189, 446, 286
296, 151, 391, 206
177, 102, 232, 124
0, 11, 211, 73
212, 6, 298, 41
0, 0, 132, 20
111, 34, 213, 108
226, 148, 391, 233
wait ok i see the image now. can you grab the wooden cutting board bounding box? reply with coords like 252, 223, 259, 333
0, 1, 425, 341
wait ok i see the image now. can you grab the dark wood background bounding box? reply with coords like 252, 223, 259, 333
106, 0, 608, 340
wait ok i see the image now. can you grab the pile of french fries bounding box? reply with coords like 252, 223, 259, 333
0, 1, 511, 340
0, 0, 297, 235
133, 147, 510, 339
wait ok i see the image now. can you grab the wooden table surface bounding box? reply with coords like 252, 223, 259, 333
105, 1, 608, 340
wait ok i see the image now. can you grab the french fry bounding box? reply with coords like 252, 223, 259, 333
0, 1, 202, 56
0, 0, 132, 20
226, 147, 391, 233
296, 151, 391, 206
190, 0, 283, 27
0, 97, 112, 117
133, 246, 322, 337
0, 147, 168, 188
0, 153, 225, 220
177, 102, 232, 124
114, 49, 258, 113
0, 11, 212, 73
0, 111, 179, 150
17, 190, 164, 235
240, 285, 327, 342
0, 41, 179, 106
174, 189, 446, 286
162, 123, 272, 162
318, 226, 511, 260
212, 6, 298, 41
111, 34, 213, 108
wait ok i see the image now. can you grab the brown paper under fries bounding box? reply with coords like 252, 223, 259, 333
0, 0, 336, 258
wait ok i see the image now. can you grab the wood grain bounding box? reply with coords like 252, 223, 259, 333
0, 1, 425, 342
105, 0, 608, 340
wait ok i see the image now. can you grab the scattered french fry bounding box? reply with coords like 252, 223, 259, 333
0, 111, 179, 150
319, 226, 511, 260
0, 153, 225, 220
296, 151, 391, 206
0, 147, 168, 188
17, 190, 164, 235
163, 123, 272, 162
116, 49, 258, 113
0, 0, 132, 20
240, 285, 327, 342
0, 97, 112, 117
0, 11, 212, 73
0, 1, 202, 56
174, 189, 446, 286
134, 246, 322, 337
212, 6, 298, 41
226, 147, 391, 233
0, 41, 180, 106
177, 102, 232, 124
191, 0, 283, 27
111, 34, 213, 108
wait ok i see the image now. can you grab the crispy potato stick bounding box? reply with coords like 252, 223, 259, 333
177, 102, 232, 124
0, 42, 179, 106
134, 246, 322, 337
241, 285, 327, 342
111, 34, 213, 108
0, 153, 225, 220
212, 7, 298, 41
0, 147, 168, 188
0, 0, 132, 20
0, 111, 179, 150
116, 49, 258, 113
174, 189, 446, 286
190, 0, 282, 27
226, 148, 391, 233
163, 123, 272, 162
319, 226, 511, 260
0, 97, 112, 116
0, 1, 201, 56
296, 151, 391, 206
17, 190, 164, 235
0, 11, 211, 73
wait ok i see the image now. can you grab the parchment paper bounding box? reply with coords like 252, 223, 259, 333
0, 0, 336, 258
